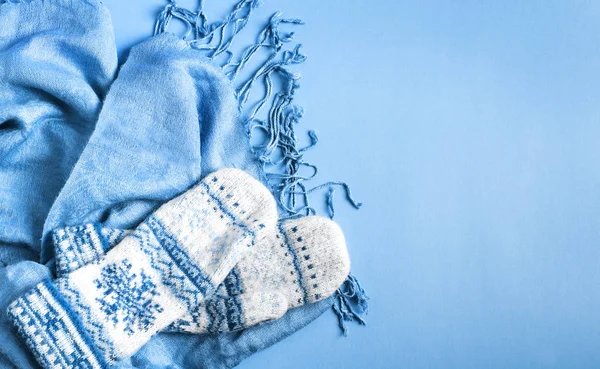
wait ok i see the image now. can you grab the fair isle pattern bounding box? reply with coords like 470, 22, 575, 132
220, 267, 244, 297
169, 216, 350, 333
52, 224, 248, 334
52, 216, 350, 335
138, 174, 264, 307
56, 278, 118, 364
223, 296, 245, 331
140, 216, 214, 307
94, 259, 163, 335
53, 225, 130, 277
8, 168, 278, 367
167, 294, 245, 333
163, 267, 244, 333
206, 295, 244, 332
198, 179, 261, 245
7, 280, 108, 369
54, 224, 110, 277
278, 223, 310, 304
101, 228, 129, 248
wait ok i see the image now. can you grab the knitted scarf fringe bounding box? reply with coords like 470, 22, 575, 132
154, 0, 367, 335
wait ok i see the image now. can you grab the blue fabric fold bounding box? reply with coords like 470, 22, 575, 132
0, 0, 118, 266
41, 32, 259, 263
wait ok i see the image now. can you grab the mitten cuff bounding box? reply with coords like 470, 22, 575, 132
7, 279, 109, 369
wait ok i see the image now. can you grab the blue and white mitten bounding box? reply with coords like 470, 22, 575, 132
52, 216, 351, 335
170, 216, 351, 334
7, 169, 277, 369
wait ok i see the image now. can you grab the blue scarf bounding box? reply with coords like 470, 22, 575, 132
0, 1, 366, 368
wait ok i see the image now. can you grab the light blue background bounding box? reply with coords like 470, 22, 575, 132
104, 1, 600, 368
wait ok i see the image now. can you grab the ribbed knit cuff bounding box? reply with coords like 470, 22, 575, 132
7, 279, 109, 369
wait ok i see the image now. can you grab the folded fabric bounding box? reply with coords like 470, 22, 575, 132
8, 168, 278, 368
0, 0, 118, 265
52, 216, 351, 334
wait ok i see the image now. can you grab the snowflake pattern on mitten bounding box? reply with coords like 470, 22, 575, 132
94, 259, 163, 335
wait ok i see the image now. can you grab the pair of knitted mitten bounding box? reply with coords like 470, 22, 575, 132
8, 168, 351, 368
52, 215, 350, 335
